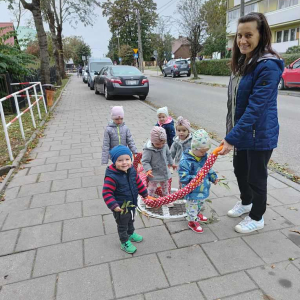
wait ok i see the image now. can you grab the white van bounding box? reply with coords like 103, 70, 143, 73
87, 57, 113, 90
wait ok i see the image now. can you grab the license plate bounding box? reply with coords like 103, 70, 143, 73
180, 71, 188, 74
126, 80, 138, 85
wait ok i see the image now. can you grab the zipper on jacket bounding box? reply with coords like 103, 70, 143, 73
252, 124, 256, 138
117, 126, 121, 145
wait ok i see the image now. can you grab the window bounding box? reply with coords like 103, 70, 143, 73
276, 31, 282, 43
245, 3, 257, 14
276, 28, 299, 43
111, 66, 141, 76
279, 0, 299, 9
290, 29, 296, 41
293, 60, 300, 69
228, 8, 240, 21
283, 30, 289, 42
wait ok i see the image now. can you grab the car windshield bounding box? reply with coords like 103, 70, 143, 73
90, 62, 111, 72
176, 60, 188, 64
111, 66, 142, 76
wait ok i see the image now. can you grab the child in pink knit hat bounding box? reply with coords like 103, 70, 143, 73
102, 106, 138, 164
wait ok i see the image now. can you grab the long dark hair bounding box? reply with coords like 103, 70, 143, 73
231, 12, 279, 75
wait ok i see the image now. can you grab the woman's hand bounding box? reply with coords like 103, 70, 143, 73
219, 139, 234, 155
213, 179, 220, 185
146, 170, 154, 178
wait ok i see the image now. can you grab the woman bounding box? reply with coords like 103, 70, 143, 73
219, 13, 284, 233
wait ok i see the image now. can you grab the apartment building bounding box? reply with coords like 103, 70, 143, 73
227, 0, 300, 53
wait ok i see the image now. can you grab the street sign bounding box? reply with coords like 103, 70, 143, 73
133, 48, 138, 54
119, 57, 122, 62
133, 53, 138, 59
171, 53, 175, 58
153, 50, 158, 56
82, 56, 86, 61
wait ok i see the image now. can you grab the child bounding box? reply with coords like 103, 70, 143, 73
102, 145, 148, 254
179, 129, 219, 233
142, 127, 176, 206
171, 116, 193, 166
156, 106, 175, 148
102, 106, 137, 164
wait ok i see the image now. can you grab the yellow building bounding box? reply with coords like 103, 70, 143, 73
227, 0, 300, 53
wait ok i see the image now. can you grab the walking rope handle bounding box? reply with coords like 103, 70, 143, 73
133, 145, 223, 208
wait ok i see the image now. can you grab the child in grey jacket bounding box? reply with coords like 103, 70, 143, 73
102, 106, 138, 164
142, 127, 176, 206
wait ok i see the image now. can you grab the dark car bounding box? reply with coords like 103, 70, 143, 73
94, 66, 149, 100
278, 57, 300, 90
162, 59, 191, 78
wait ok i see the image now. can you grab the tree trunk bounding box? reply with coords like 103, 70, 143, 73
21, 0, 50, 84
57, 26, 66, 79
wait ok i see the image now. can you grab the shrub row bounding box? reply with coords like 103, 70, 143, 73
195, 53, 300, 76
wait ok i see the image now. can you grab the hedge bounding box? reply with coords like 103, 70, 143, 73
195, 53, 300, 76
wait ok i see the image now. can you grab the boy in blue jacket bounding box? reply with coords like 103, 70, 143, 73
179, 130, 218, 233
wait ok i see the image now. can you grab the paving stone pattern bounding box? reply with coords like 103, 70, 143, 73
0, 75, 300, 299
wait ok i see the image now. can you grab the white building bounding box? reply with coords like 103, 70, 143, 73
227, 0, 300, 53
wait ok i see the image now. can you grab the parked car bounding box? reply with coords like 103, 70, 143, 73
87, 57, 113, 90
278, 57, 300, 90
94, 65, 149, 100
83, 66, 89, 84
162, 59, 191, 78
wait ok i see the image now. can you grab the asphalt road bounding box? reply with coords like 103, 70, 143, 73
147, 76, 300, 177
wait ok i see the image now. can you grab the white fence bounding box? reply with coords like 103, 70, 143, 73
0, 82, 47, 161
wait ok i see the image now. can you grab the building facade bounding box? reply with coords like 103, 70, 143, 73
227, 0, 300, 53
172, 36, 191, 59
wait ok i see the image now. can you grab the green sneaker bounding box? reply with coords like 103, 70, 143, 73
121, 240, 137, 254
129, 232, 143, 243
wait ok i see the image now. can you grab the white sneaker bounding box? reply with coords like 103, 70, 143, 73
235, 216, 264, 233
227, 201, 252, 218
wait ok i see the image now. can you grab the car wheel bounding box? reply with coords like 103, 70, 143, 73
172, 71, 175, 78
187, 72, 191, 77
104, 86, 112, 100
90, 82, 94, 90
163, 71, 167, 77
278, 78, 285, 90
95, 85, 99, 94
87, 82, 90, 87
139, 95, 147, 100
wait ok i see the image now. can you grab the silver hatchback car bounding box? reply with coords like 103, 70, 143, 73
162, 59, 191, 78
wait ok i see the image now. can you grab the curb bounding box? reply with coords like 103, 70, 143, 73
0, 77, 71, 195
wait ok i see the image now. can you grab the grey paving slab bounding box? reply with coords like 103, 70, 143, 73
0, 275, 56, 300
8, 174, 38, 188
2, 208, 44, 230
116, 296, 144, 300
18, 181, 51, 197
164, 219, 188, 234
202, 238, 264, 275
224, 290, 264, 300
50, 144, 71, 151
269, 187, 300, 205
33, 240, 83, 277
60, 149, 82, 156
36, 150, 60, 159
56, 161, 82, 171
213, 161, 234, 171
31, 191, 66, 208
83, 199, 111, 216
51, 177, 82, 192
210, 181, 240, 197
82, 159, 102, 168
13, 168, 29, 178
82, 175, 103, 187
268, 175, 289, 189
198, 271, 257, 300
0, 196, 31, 213
267, 194, 286, 207
145, 283, 204, 300
70, 153, 93, 161
68, 171, 95, 178
46, 156, 70, 164
0, 229, 19, 255
207, 196, 240, 217
39, 170, 68, 182
158, 246, 218, 286
66, 187, 98, 202
216, 170, 236, 181
140, 214, 164, 227
247, 262, 300, 300
23, 158, 46, 167
69, 167, 94, 174
0, 212, 7, 229
281, 226, 300, 247
44, 202, 82, 223
0, 250, 35, 285
3, 187, 19, 200
111, 254, 169, 298
261, 208, 294, 232
16, 222, 62, 251
71, 142, 91, 149
56, 264, 113, 300
30, 145, 51, 153
63, 215, 104, 242
243, 231, 300, 264
272, 203, 300, 226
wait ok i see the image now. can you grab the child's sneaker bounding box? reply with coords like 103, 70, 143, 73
227, 201, 252, 218
235, 216, 264, 233
188, 221, 203, 233
121, 240, 137, 254
197, 213, 208, 223
129, 232, 143, 243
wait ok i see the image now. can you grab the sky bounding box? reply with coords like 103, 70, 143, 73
0, 0, 181, 58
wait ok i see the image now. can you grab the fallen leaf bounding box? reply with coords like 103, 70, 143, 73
288, 258, 295, 261
288, 207, 298, 211
271, 264, 275, 269
290, 230, 300, 235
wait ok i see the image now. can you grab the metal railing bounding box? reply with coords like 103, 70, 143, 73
0, 82, 47, 161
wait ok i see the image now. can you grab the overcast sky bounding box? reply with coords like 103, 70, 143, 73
0, 0, 181, 57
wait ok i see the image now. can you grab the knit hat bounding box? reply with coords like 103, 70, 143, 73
157, 106, 169, 116
111, 106, 124, 119
176, 116, 191, 132
109, 145, 132, 164
150, 126, 167, 144
191, 129, 211, 150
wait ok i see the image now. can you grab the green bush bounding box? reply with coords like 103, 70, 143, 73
281, 53, 300, 66
196, 59, 231, 76
286, 46, 300, 54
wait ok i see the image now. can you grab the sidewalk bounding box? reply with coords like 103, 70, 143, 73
0, 75, 300, 300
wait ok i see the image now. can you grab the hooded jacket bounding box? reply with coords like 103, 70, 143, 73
170, 134, 193, 165
141, 140, 173, 181
156, 116, 175, 148
102, 121, 137, 164
179, 150, 217, 200
225, 54, 284, 150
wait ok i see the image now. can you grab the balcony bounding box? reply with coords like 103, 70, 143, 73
272, 40, 299, 53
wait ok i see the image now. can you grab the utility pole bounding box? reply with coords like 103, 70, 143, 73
240, 0, 245, 17
117, 35, 121, 65
136, 1, 144, 72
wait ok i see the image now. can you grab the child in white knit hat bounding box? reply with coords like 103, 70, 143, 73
155, 106, 175, 148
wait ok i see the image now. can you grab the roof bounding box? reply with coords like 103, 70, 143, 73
172, 36, 190, 54
0, 22, 15, 46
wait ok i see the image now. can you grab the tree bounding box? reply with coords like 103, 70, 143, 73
102, 0, 158, 61
177, 0, 205, 79
286, 45, 300, 54
106, 35, 119, 64
74, 42, 91, 66
201, 0, 227, 57
119, 45, 134, 66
